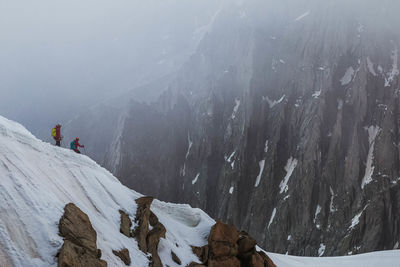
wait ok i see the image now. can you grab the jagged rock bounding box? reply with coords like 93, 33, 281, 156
191, 245, 209, 264
119, 210, 132, 237
187, 263, 206, 267
58, 240, 107, 267
133, 196, 166, 267
147, 220, 166, 267
258, 251, 277, 267
208, 257, 240, 267
58, 203, 107, 267
112, 248, 131, 266
208, 221, 238, 259
238, 233, 257, 254
133, 196, 154, 252
59, 203, 98, 255
171, 251, 182, 265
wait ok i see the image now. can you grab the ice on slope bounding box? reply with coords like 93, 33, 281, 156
0, 115, 214, 267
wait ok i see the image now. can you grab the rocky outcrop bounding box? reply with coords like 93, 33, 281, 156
190, 221, 276, 267
171, 251, 182, 265
119, 210, 132, 237
133, 196, 166, 267
113, 248, 131, 266
58, 203, 107, 267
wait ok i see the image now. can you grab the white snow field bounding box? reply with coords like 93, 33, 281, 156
267, 250, 400, 267
0, 115, 400, 267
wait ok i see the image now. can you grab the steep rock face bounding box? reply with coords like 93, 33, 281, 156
97, 0, 400, 256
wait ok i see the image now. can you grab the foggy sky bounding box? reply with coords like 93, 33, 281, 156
0, 0, 222, 137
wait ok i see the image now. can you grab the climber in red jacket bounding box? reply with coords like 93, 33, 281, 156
70, 137, 84, 154
51, 124, 63, 147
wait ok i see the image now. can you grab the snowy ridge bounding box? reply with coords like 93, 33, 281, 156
0, 116, 213, 267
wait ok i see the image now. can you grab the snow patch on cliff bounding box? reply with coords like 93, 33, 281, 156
231, 98, 241, 119
367, 57, 377, 76
279, 157, 298, 194
312, 90, 321, 98
295, 11, 310, 21
192, 173, 200, 185
349, 205, 369, 230
361, 126, 381, 189
268, 208, 277, 229
229, 186, 234, 194
264, 140, 269, 153
265, 95, 286, 108
314, 205, 321, 228
318, 244, 326, 257
254, 159, 266, 187
340, 67, 355, 85
384, 49, 399, 87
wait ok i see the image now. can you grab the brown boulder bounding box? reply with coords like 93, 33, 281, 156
208, 221, 239, 260
208, 221, 239, 244
58, 203, 107, 266
187, 262, 206, 267
208, 257, 240, 267
59, 203, 98, 256
133, 196, 167, 267
147, 220, 166, 267
258, 251, 277, 267
238, 234, 257, 254
58, 240, 107, 267
209, 240, 238, 258
119, 210, 132, 237
171, 251, 182, 265
191, 245, 209, 264
113, 248, 131, 266
133, 196, 154, 252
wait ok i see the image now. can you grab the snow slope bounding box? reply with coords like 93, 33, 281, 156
0, 115, 400, 267
0, 115, 213, 267
268, 250, 400, 267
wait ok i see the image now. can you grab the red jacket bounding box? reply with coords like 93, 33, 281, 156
75, 140, 83, 149
55, 126, 61, 139
54, 125, 62, 141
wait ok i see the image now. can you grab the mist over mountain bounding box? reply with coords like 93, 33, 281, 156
64, 0, 400, 256
0, 0, 222, 139
2, 0, 400, 264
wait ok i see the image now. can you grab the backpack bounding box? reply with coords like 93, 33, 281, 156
51, 128, 56, 137
70, 140, 76, 150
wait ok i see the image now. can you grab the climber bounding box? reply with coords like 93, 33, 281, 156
70, 137, 84, 154
51, 124, 63, 147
